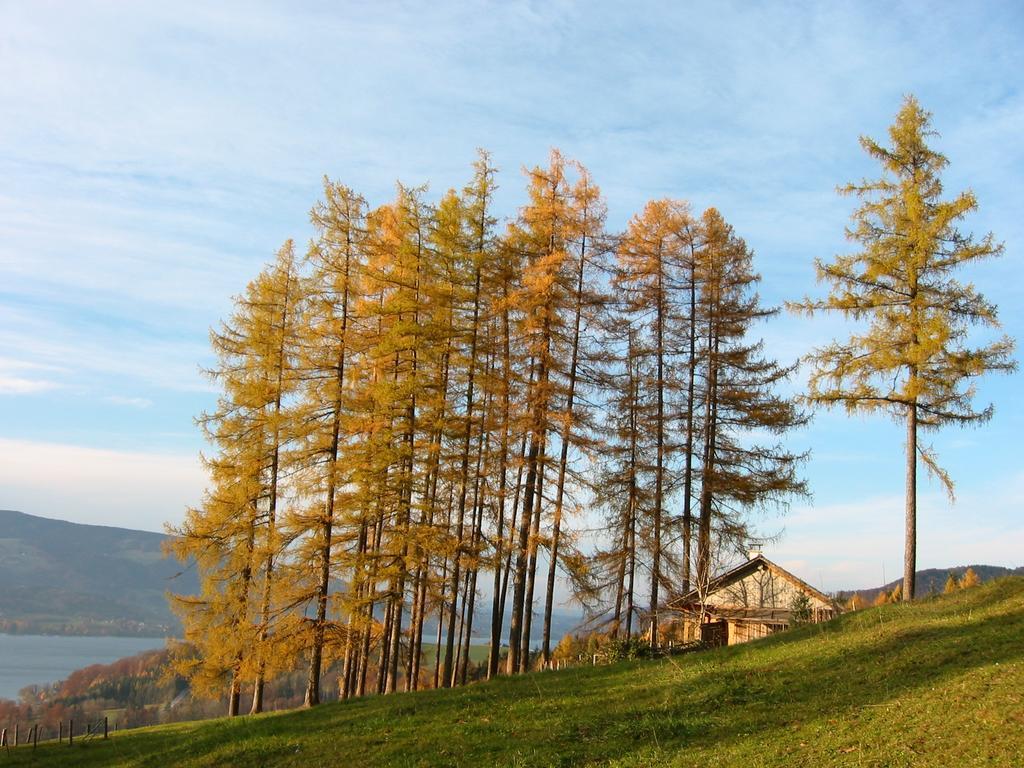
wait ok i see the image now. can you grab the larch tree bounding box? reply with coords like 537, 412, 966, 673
614, 198, 690, 649
540, 163, 606, 664
587, 322, 652, 638
441, 152, 499, 688
504, 150, 578, 674
291, 180, 366, 707
244, 241, 304, 715
170, 240, 303, 716
167, 435, 263, 716
790, 96, 1015, 601
694, 208, 808, 590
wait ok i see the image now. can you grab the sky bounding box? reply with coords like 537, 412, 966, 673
1, 1, 1022, 593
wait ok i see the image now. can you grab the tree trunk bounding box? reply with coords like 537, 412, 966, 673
520, 440, 545, 672
650, 255, 665, 650
542, 228, 587, 663
904, 401, 917, 602
681, 238, 698, 594
507, 430, 540, 674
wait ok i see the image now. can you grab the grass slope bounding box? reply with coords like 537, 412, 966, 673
10, 578, 1024, 767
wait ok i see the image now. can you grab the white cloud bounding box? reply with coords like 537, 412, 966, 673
104, 395, 153, 409
0, 375, 60, 395
0, 438, 205, 532
0, 357, 64, 394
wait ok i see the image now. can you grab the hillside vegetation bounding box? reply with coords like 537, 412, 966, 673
8, 578, 1024, 767
0, 510, 197, 636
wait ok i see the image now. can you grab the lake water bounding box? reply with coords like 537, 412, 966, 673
0, 634, 163, 701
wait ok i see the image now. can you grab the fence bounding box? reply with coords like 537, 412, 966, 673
539, 639, 707, 671
1, 716, 109, 754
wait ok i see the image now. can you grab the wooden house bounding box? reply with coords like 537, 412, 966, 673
666, 554, 838, 647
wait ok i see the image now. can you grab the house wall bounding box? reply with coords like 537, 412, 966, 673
711, 566, 833, 612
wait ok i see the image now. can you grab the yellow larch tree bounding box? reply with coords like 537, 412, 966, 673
791, 96, 1015, 601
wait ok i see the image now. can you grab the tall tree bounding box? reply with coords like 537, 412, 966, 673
293, 180, 366, 707
694, 208, 807, 590
505, 151, 576, 674
171, 241, 303, 716
540, 164, 606, 663
441, 152, 498, 687
615, 199, 689, 649
247, 242, 303, 714
790, 97, 1015, 600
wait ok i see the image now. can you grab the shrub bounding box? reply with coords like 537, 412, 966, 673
605, 636, 652, 662
790, 592, 813, 626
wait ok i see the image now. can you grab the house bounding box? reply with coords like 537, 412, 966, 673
666, 554, 838, 647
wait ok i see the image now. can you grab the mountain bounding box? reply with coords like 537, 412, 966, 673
0, 510, 197, 636
839, 564, 1024, 604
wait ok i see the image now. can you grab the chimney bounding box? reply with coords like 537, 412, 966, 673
747, 539, 764, 561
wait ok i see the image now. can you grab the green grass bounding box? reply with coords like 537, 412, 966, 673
9, 578, 1024, 767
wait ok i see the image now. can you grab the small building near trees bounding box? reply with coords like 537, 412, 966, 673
666, 554, 838, 647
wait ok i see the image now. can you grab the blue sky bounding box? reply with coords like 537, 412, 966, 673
1, 1, 1021, 591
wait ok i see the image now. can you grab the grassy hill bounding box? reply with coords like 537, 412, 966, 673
8, 576, 1024, 767
0, 510, 197, 636
844, 564, 1024, 604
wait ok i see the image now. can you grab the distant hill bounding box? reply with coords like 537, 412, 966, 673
839, 564, 1024, 604
0, 510, 197, 636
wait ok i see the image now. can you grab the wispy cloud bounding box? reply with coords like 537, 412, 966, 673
105, 395, 153, 409
0, 356, 65, 395
0, 374, 61, 395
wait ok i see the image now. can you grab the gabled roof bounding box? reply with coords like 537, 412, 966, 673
667, 554, 835, 610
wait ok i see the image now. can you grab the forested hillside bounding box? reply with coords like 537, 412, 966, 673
844, 564, 1024, 605
0, 510, 197, 636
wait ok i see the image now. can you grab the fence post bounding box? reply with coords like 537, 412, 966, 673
69, 719, 73, 746
104, 716, 109, 739
33, 724, 38, 749
1, 727, 7, 748
14, 723, 18, 747
59, 721, 63, 743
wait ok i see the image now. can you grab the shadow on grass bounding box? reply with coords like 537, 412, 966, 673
12, 579, 1024, 767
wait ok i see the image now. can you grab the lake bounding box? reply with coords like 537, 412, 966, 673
0, 634, 163, 701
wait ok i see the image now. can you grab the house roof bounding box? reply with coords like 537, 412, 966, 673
667, 554, 835, 611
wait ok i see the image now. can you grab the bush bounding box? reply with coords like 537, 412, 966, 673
605, 636, 652, 662
790, 592, 813, 626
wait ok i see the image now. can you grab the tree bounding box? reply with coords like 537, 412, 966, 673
505, 151, 577, 674
943, 573, 958, 594
960, 567, 980, 589
614, 199, 690, 649
791, 96, 1015, 601
587, 324, 652, 639
292, 180, 366, 707
694, 208, 808, 590
242, 242, 304, 714
170, 241, 303, 715
541, 164, 606, 663
790, 592, 813, 626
